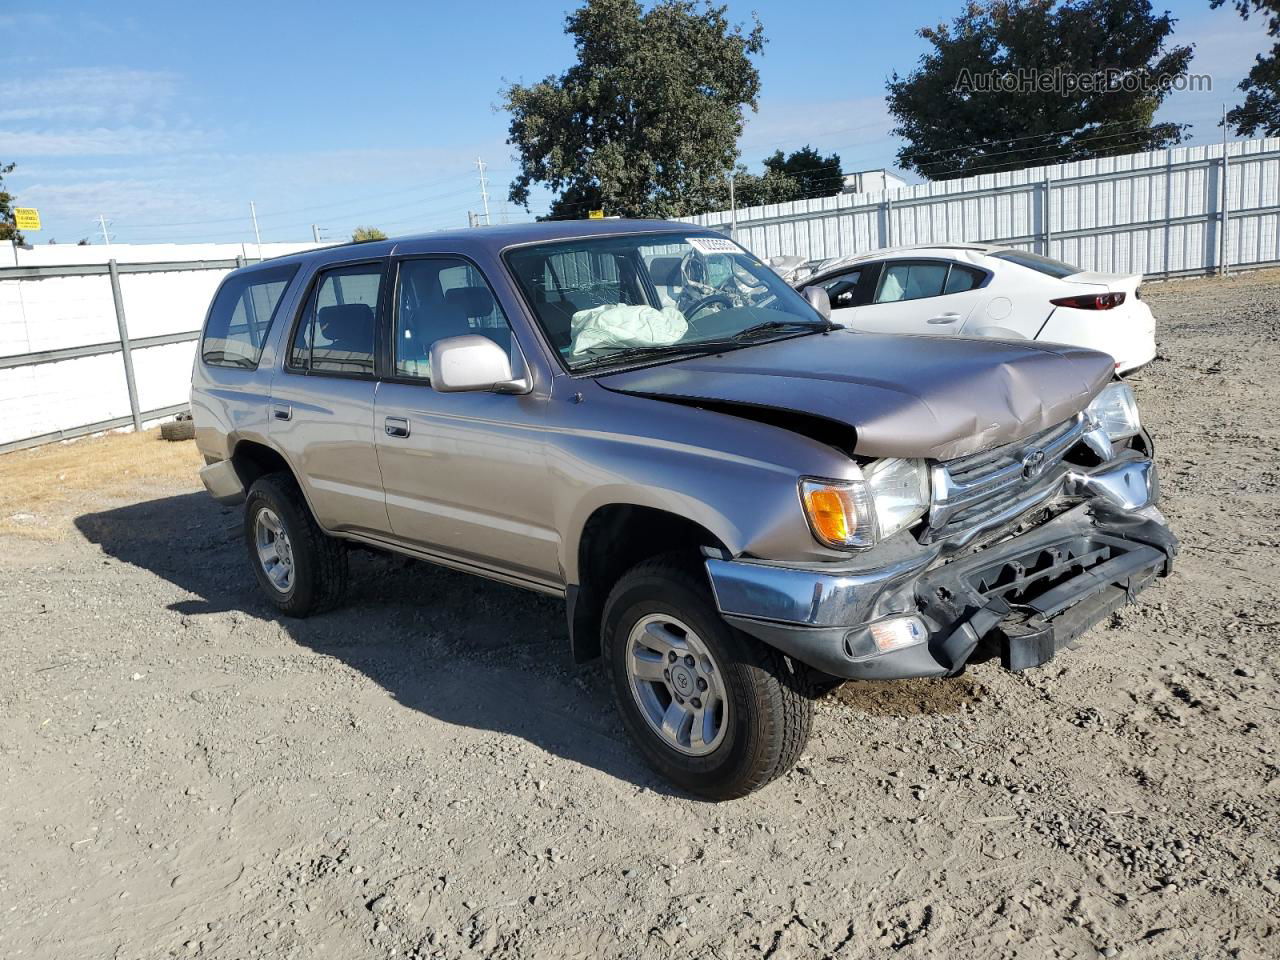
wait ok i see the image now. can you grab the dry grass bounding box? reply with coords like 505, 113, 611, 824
0, 429, 202, 539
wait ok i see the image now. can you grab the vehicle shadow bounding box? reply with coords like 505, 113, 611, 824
74, 492, 677, 795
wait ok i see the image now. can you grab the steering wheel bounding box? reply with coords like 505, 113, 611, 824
686, 293, 737, 335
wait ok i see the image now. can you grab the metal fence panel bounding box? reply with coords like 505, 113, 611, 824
691, 136, 1280, 279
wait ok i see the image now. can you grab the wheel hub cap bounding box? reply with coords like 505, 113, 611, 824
626, 614, 728, 757
670, 665, 696, 698
254, 507, 294, 594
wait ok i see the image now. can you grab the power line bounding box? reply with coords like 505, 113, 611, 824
115, 168, 515, 234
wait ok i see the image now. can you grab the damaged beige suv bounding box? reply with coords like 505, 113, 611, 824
192, 220, 1177, 799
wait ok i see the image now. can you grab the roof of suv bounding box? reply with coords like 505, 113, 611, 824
257, 219, 709, 271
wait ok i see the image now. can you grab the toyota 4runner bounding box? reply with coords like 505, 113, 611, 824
192, 220, 1177, 799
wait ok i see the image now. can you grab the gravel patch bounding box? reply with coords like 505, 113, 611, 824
1, 270, 1277, 959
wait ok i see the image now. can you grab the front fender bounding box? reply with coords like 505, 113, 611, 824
548, 387, 861, 584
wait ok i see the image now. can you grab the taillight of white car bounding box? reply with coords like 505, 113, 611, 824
1050, 292, 1127, 310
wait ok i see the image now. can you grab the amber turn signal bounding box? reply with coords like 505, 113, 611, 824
800, 478, 877, 549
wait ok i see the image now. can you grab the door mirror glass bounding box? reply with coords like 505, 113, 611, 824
430, 335, 530, 393
804, 285, 832, 320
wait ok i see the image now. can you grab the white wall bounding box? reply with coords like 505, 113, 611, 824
0, 241, 325, 448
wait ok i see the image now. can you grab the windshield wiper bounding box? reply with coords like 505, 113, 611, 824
572, 342, 719, 372
728, 318, 839, 340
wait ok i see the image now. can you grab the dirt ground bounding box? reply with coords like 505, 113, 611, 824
1, 271, 1277, 960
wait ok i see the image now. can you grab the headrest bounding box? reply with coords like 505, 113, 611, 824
317, 303, 374, 342
648, 257, 682, 287
444, 285, 495, 319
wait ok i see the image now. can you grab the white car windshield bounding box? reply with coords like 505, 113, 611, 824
505, 232, 828, 371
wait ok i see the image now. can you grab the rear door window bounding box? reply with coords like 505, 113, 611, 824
288, 263, 384, 376
202, 264, 298, 368
943, 265, 985, 294
875, 262, 949, 303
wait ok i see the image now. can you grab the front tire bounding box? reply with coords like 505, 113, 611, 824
243, 472, 348, 617
602, 555, 813, 800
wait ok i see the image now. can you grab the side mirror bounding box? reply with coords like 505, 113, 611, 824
804, 286, 832, 321
430, 335, 531, 394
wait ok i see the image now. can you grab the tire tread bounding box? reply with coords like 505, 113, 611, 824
602, 552, 813, 799
246, 472, 347, 616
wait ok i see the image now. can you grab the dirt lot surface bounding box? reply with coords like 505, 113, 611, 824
2, 272, 1278, 960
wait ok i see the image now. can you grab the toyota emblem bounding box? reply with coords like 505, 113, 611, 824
1021, 448, 1047, 480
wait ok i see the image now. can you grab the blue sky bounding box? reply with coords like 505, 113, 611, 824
1, 0, 1270, 245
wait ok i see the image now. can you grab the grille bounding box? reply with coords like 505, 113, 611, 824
925, 414, 1087, 543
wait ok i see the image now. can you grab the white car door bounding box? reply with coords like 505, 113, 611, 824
845, 259, 985, 335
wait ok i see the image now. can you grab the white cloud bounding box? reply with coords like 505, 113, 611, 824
0, 67, 202, 157
0, 68, 179, 123
0, 126, 212, 157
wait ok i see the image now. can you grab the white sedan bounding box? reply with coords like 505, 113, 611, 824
794, 244, 1157, 373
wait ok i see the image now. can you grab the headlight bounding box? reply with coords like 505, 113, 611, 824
801, 458, 929, 549
1087, 381, 1141, 440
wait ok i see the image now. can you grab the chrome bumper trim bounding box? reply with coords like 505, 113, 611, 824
705, 549, 934, 628
1064, 456, 1156, 510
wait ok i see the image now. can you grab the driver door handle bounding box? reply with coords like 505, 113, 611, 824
927, 313, 961, 324
384, 416, 410, 439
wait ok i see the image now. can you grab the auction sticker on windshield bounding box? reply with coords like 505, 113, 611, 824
686, 236, 742, 256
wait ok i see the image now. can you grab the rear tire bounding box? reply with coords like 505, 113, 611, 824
243, 472, 347, 617
602, 555, 813, 800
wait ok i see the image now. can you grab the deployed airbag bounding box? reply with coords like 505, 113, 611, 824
571, 303, 688, 357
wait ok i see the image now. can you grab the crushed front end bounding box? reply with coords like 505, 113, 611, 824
705, 384, 1178, 680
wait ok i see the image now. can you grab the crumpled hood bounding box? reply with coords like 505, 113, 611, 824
596, 331, 1115, 461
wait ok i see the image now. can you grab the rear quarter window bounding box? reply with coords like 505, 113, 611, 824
202, 264, 299, 368
990, 249, 1079, 279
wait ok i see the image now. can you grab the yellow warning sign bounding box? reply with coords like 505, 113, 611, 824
588, 209, 605, 219
13, 207, 40, 230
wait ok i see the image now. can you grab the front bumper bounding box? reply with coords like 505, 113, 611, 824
706, 457, 1177, 680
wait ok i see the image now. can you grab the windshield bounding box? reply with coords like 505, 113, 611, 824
504, 232, 825, 372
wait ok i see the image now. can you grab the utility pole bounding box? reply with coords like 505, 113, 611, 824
95, 215, 113, 246
249, 201, 262, 257
475, 158, 491, 226
311, 224, 321, 243
728, 173, 737, 238
467, 211, 477, 229
1220, 103, 1231, 277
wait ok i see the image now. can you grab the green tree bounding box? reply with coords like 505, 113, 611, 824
351, 226, 387, 243
762, 145, 843, 198
731, 166, 801, 208
1, 162, 25, 245
1212, 0, 1280, 135
503, 0, 765, 219
887, 0, 1193, 180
